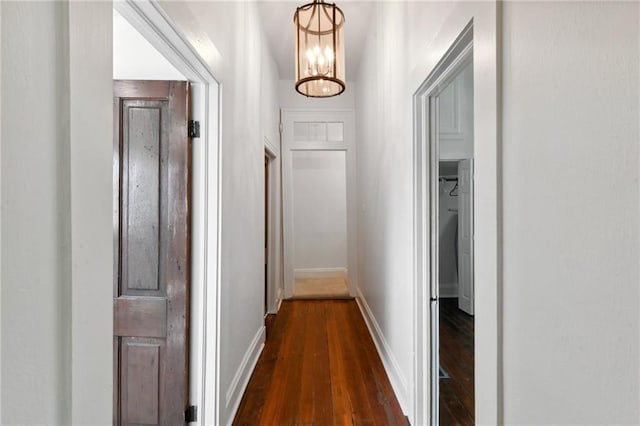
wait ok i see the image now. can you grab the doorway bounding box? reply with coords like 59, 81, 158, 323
436, 58, 475, 424
281, 110, 357, 300
289, 149, 348, 298
413, 20, 498, 425
113, 2, 221, 424
264, 148, 279, 317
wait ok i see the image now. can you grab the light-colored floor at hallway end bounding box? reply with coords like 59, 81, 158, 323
293, 276, 350, 299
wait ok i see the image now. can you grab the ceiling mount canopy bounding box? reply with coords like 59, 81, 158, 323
294, 0, 345, 98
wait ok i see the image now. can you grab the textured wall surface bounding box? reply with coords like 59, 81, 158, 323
501, 2, 640, 423
1, 2, 113, 424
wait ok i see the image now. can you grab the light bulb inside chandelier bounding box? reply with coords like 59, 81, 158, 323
294, 0, 345, 97
305, 45, 335, 77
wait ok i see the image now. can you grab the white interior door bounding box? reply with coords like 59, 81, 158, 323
458, 159, 474, 315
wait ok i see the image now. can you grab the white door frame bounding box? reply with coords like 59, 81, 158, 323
413, 19, 499, 425
114, 2, 221, 424
264, 138, 282, 313
281, 109, 357, 298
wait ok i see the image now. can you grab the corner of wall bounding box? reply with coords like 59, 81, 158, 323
68, 1, 113, 424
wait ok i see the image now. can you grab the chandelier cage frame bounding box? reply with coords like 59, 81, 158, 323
294, 0, 346, 97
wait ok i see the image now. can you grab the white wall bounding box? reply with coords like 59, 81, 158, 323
355, 2, 415, 415
501, 2, 639, 423
262, 29, 282, 313
357, 2, 500, 422
1, 1, 112, 424
357, 3, 494, 420
157, 2, 280, 424
292, 150, 347, 272
113, 9, 185, 80
68, 2, 113, 423
357, 0, 639, 424
2, 3, 68, 422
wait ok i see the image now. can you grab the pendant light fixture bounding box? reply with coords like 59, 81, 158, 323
294, 0, 345, 97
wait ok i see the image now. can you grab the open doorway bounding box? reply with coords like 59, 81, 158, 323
433, 58, 475, 425
437, 57, 474, 424
413, 20, 499, 425
281, 110, 357, 300
288, 149, 349, 298
435, 50, 474, 426
113, 3, 221, 424
263, 139, 283, 319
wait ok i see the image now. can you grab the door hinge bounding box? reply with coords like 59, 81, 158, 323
185, 405, 197, 423
279, 122, 283, 134
189, 120, 200, 138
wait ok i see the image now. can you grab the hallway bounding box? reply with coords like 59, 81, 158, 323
233, 300, 407, 425
2, 2, 639, 425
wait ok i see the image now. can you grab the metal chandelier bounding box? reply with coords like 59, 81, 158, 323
294, 0, 345, 97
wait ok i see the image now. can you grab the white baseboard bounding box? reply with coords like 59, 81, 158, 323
439, 283, 458, 298
294, 267, 347, 279
224, 326, 265, 425
355, 287, 410, 416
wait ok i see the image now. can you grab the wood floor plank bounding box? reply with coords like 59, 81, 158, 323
256, 302, 303, 424
233, 302, 292, 425
334, 302, 375, 424
312, 302, 334, 426
346, 300, 406, 425
326, 302, 354, 425
273, 302, 307, 423
298, 302, 319, 424
439, 298, 475, 425
233, 299, 406, 426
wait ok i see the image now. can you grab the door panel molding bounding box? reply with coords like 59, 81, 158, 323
457, 159, 474, 315
114, 80, 190, 425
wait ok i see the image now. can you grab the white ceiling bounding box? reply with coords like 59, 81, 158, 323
256, 1, 375, 80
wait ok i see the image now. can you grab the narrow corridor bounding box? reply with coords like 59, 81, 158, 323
233, 299, 407, 425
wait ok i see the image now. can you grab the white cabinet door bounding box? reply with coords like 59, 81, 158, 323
458, 159, 474, 315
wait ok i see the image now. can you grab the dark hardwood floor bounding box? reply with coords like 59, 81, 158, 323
233, 299, 407, 426
439, 298, 474, 425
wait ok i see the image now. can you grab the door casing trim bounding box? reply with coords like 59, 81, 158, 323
413, 14, 500, 424
280, 109, 358, 299
113, 2, 222, 424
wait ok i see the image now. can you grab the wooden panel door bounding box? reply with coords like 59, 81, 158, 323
113, 80, 191, 425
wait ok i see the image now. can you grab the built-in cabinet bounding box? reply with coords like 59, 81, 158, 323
438, 62, 474, 315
